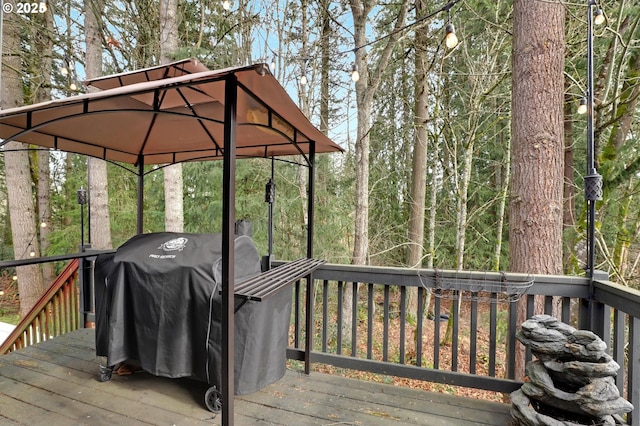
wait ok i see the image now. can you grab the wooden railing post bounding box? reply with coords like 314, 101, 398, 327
589, 269, 610, 342
79, 255, 97, 327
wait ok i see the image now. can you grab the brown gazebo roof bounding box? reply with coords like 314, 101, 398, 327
0, 61, 342, 164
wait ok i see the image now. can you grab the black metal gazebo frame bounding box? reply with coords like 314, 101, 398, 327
0, 59, 342, 425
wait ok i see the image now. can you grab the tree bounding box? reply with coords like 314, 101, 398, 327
405, 0, 430, 319
350, 0, 410, 266
86, 0, 114, 250
343, 0, 410, 340
28, 9, 56, 284
160, 0, 184, 233
2, 10, 45, 316
510, 0, 565, 377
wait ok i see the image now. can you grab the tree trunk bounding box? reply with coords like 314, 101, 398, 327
563, 80, 576, 273
37, 152, 54, 284
32, 8, 55, 284
442, 138, 473, 346
160, 0, 184, 233
2, 9, 44, 316
86, 0, 113, 250
406, 0, 429, 321
494, 121, 510, 271
510, 0, 565, 379
344, 0, 409, 340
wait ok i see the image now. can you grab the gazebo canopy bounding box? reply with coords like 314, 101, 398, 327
0, 59, 336, 425
0, 59, 342, 164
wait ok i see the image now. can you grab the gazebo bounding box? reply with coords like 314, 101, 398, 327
0, 58, 342, 424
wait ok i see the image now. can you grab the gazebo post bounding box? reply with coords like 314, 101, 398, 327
304, 141, 315, 375
136, 154, 144, 234
221, 74, 238, 426
266, 157, 275, 269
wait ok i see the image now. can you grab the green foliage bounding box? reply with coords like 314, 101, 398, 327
3, 0, 640, 293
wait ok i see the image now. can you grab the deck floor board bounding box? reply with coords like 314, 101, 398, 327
0, 329, 514, 425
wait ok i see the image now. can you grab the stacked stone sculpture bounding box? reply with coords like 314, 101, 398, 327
511, 315, 634, 426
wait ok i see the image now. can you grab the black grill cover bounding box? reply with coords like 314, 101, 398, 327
94, 232, 292, 395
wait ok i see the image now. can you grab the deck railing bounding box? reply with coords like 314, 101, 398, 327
1, 256, 637, 424
0, 259, 80, 354
288, 263, 640, 425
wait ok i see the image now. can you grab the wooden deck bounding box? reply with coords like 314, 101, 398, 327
0, 329, 513, 425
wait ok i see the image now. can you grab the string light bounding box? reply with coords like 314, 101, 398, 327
61, 57, 72, 76
274, 0, 463, 84
222, 0, 230, 10
577, 97, 588, 115
444, 6, 458, 50
351, 63, 360, 82
344, 0, 461, 81
445, 23, 458, 49
270, 57, 276, 71
594, 8, 605, 26
12, 275, 17, 281
70, 83, 78, 91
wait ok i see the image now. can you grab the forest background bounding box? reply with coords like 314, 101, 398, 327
0, 0, 639, 318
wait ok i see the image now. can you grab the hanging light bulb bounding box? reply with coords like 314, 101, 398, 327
0, 290, 4, 296
257, 63, 269, 76
70, 83, 78, 91
40, 221, 47, 228
594, 8, 605, 26
270, 57, 276, 71
577, 97, 588, 115
222, 0, 230, 10
300, 74, 308, 85
445, 23, 458, 49
351, 63, 360, 82
12, 275, 17, 281
61, 66, 69, 76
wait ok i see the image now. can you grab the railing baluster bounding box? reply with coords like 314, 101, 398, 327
544, 296, 553, 315
322, 280, 328, 353
629, 316, 640, 426
400, 286, 406, 364
452, 292, 459, 372
434, 293, 441, 369
53, 294, 60, 337
470, 294, 478, 375
383, 285, 390, 362
612, 309, 625, 395
367, 284, 374, 360
489, 293, 497, 377
416, 286, 424, 367
63, 283, 70, 333
337, 281, 343, 355
351, 282, 358, 357
294, 280, 301, 348
561, 297, 571, 324
71, 272, 79, 330
525, 294, 535, 364
507, 300, 518, 380
37, 312, 45, 342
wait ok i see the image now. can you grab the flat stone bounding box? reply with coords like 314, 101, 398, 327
517, 316, 608, 362
544, 358, 619, 387
512, 316, 634, 425
522, 361, 633, 418
510, 389, 618, 426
